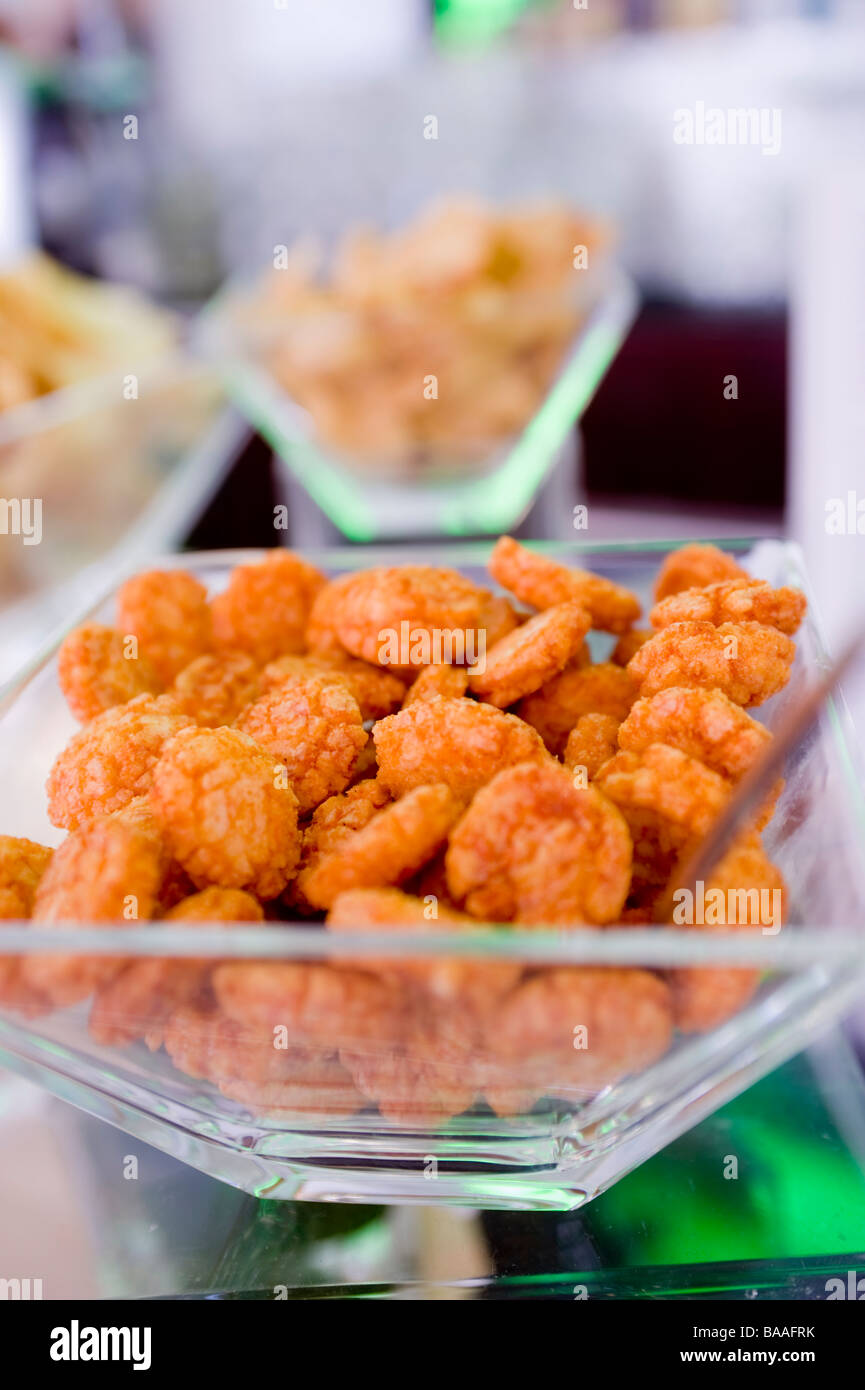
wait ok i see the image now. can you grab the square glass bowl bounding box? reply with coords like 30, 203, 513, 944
197, 267, 637, 540
0, 539, 864, 1211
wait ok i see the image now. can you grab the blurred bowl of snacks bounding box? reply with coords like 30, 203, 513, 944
0, 252, 244, 687
0, 537, 863, 1209
200, 199, 637, 539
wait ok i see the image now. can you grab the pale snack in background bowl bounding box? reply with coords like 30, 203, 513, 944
0, 538, 862, 1211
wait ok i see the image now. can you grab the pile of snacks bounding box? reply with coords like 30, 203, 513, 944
0, 539, 805, 1124
0, 253, 176, 413
234, 199, 606, 469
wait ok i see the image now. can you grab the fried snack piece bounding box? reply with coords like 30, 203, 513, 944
373, 697, 549, 801
653, 543, 749, 602
236, 675, 367, 815
116, 569, 213, 685
488, 536, 641, 634
170, 652, 260, 726
618, 686, 774, 797
468, 600, 590, 708
628, 621, 795, 708
482, 968, 673, 1103
478, 593, 522, 649
149, 726, 300, 899
402, 663, 469, 706
563, 713, 621, 780
47, 694, 195, 830
0, 837, 55, 1015
88, 888, 264, 1047
660, 831, 786, 1033
516, 662, 637, 757
304, 572, 358, 655
31, 819, 162, 924
58, 623, 161, 722
261, 652, 405, 721
299, 783, 463, 910
112, 796, 193, 911
327, 888, 522, 1016
313, 565, 485, 668
214, 961, 404, 1047
211, 550, 327, 664
595, 744, 731, 887
0, 836, 53, 918
290, 779, 389, 902
164, 887, 265, 923
663, 831, 787, 928
446, 761, 632, 925
650, 578, 806, 637
23, 819, 163, 1007
611, 628, 653, 667
163, 1003, 361, 1114
340, 1005, 478, 1126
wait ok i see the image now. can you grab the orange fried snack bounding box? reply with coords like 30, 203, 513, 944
149, 726, 300, 899
309, 565, 485, 668
563, 713, 621, 780
213, 960, 404, 1047
468, 600, 590, 708
47, 694, 195, 830
653, 543, 749, 602
116, 568, 213, 685
595, 744, 731, 887
373, 696, 549, 801
402, 663, 469, 706
481, 968, 673, 1105
516, 662, 637, 757
210, 550, 327, 664
23, 818, 163, 1007
340, 1005, 478, 1126
488, 536, 641, 634
236, 674, 367, 815
58, 623, 161, 722
260, 652, 405, 721
627, 621, 795, 707
162, 1002, 362, 1115
650, 578, 806, 637
662, 833, 786, 1033
289, 779, 391, 910
326, 888, 521, 1016
0, 836, 53, 918
610, 628, 653, 667
446, 761, 632, 925
298, 783, 463, 910
170, 651, 260, 726
477, 593, 522, 649
0, 836, 55, 1015
88, 887, 264, 1048
618, 686, 771, 783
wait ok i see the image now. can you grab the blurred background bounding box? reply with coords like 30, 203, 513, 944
2, 0, 865, 1302
1, 0, 864, 673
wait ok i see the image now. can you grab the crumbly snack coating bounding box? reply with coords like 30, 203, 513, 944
468, 600, 590, 708
47, 694, 195, 830
446, 761, 632, 925
149, 726, 300, 899
489, 536, 641, 634
627, 621, 795, 707
653, 544, 749, 602
58, 622, 161, 722
650, 578, 806, 637
117, 568, 213, 684
211, 550, 326, 664
516, 662, 637, 756
236, 675, 367, 815
373, 696, 550, 801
